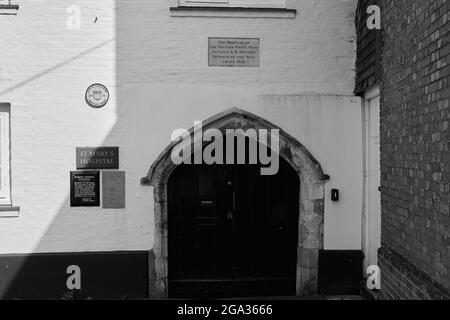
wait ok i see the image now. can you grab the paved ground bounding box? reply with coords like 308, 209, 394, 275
220, 296, 365, 300
326, 296, 365, 300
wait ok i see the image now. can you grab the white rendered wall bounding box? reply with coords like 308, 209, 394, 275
0, 0, 360, 254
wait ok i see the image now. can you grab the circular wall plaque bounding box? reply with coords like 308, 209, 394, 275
85, 83, 110, 108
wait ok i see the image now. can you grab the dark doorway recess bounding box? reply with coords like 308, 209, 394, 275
167, 143, 300, 299
318, 250, 364, 295
142, 108, 328, 299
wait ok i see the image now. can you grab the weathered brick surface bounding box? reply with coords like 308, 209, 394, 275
355, 0, 382, 95
378, 247, 449, 299
379, 0, 450, 298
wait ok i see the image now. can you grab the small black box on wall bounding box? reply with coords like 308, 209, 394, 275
318, 250, 364, 295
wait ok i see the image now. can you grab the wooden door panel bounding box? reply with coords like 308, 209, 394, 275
168, 151, 299, 298
233, 162, 299, 290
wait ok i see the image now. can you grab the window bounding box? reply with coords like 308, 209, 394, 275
0, 0, 19, 15
179, 0, 286, 8
172, 0, 294, 18
0, 0, 14, 6
0, 104, 11, 206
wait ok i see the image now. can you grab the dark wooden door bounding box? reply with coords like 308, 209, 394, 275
168, 156, 299, 298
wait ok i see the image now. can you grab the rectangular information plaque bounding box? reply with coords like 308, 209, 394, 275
102, 171, 126, 209
70, 171, 100, 207
76, 147, 119, 170
208, 37, 260, 67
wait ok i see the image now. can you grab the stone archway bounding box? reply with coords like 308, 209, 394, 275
141, 108, 329, 299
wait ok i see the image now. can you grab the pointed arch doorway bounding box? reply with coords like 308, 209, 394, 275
141, 108, 329, 299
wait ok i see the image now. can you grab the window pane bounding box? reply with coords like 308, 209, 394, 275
231, 0, 285, 7
0, 107, 10, 203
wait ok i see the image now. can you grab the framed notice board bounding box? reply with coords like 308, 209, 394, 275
70, 171, 100, 207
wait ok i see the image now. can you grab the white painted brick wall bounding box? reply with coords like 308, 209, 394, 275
0, 0, 360, 254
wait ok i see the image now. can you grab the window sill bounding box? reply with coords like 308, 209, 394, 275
170, 6, 296, 18
0, 4, 19, 15
0, 206, 20, 218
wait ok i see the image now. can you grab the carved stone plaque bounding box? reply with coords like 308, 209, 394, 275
102, 171, 125, 209
208, 38, 260, 67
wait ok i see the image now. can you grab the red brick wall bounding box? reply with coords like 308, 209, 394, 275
355, 0, 382, 95
378, 247, 449, 299
379, 0, 450, 299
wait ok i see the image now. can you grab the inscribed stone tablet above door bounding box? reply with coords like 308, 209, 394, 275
208, 38, 260, 67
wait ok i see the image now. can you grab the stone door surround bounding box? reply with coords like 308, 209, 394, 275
141, 108, 329, 299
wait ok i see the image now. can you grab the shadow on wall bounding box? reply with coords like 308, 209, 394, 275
0, 33, 152, 298
0, 0, 156, 299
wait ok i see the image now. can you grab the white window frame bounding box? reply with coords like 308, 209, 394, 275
0, 104, 11, 206
179, 0, 287, 9
0, 0, 17, 6
362, 86, 381, 270
0, 0, 19, 15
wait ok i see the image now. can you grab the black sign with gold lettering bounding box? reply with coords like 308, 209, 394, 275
76, 147, 119, 170
70, 171, 100, 207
